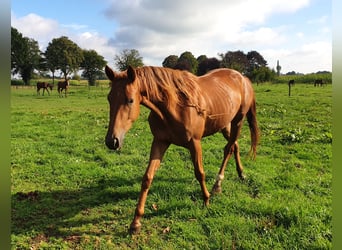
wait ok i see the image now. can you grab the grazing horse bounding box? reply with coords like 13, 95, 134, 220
288, 79, 295, 86
105, 65, 259, 234
314, 79, 324, 87
57, 80, 69, 97
36, 81, 53, 96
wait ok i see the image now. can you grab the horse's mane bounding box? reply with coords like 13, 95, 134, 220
135, 66, 203, 109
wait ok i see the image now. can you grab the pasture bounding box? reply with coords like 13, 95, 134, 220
11, 83, 332, 249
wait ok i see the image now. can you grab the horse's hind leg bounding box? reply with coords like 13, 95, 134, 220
212, 122, 244, 194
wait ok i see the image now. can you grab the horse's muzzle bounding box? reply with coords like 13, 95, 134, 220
105, 136, 121, 150
106, 130, 127, 151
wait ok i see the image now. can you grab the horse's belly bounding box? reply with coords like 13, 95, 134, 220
202, 120, 222, 137
202, 112, 234, 137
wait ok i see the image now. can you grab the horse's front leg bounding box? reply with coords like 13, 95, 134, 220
129, 139, 170, 234
189, 139, 210, 206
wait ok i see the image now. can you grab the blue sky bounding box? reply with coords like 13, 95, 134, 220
11, 0, 331, 73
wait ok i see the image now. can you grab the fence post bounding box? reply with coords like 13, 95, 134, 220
288, 82, 291, 96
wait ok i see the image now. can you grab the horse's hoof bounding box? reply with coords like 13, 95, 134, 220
129, 224, 141, 235
204, 197, 210, 207
239, 174, 246, 181
211, 186, 222, 195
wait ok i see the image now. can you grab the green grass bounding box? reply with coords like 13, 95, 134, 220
11, 83, 332, 249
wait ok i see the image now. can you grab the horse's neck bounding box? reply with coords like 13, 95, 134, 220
141, 96, 166, 122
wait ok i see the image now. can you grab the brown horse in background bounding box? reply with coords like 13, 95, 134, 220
57, 80, 69, 97
314, 79, 325, 87
105, 65, 259, 234
37, 81, 53, 96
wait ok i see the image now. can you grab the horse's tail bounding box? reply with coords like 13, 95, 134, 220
246, 96, 259, 160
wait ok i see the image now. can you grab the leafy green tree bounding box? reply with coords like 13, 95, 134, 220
45, 36, 83, 81
80, 49, 107, 86
246, 50, 267, 78
252, 66, 276, 83
247, 51, 267, 69
11, 27, 41, 85
114, 49, 144, 71
176, 51, 198, 74
11, 27, 23, 72
219, 50, 248, 74
162, 55, 179, 69
44, 40, 61, 83
197, 56, 220, 76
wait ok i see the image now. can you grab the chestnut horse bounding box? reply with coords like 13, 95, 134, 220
105, 65, 259, 234
57, 80, 69, 97
37, 81, 53, 96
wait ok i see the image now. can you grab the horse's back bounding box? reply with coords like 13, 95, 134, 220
198, 68, 254, 108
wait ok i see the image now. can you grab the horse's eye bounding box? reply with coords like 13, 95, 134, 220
127, 98, 134, 105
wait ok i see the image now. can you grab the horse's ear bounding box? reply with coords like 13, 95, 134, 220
127, 65, 136, 83
105, 65, 116, 81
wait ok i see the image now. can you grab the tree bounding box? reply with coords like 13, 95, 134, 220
219, 50, 248, 74
246, 51, 267, 73
44, 40, 61, 84
114, 49, 144, 71
45, 36, 83, 81
251, 66, 276, 83
11, 27, 42, 85
176, 51, 198, 74
197, 56, 220, 76
162, 55, 179, 69
80, 49, 107, 86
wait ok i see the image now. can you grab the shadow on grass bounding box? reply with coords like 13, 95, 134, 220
11, 176, 141, 238
11, 174, 198, 240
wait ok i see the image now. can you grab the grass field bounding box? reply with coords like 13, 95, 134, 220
11, 83, 332, 249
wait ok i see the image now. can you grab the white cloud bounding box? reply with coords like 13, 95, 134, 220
11, 12, 118, 66
11, 12, 63, 49
103, 0, 313, 66
263, 41, 332, 73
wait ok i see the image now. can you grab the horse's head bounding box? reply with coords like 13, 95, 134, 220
105, 65, 142, 150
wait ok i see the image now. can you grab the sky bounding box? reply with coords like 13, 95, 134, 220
11, 0, 332, 74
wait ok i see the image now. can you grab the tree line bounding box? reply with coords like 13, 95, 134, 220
162, 50, 276, 82
12, 26, 276, 85
11, 27, 107, 86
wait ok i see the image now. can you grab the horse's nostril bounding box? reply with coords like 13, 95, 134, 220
113, 138, 119, 149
